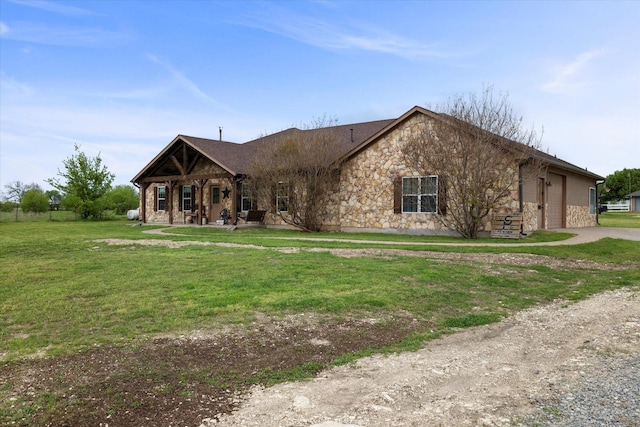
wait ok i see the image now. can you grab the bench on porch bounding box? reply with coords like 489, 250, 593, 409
237, 210, 266, 223
184, 205, 207, 224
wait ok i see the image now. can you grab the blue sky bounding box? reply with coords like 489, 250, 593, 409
1, 0, 639, 193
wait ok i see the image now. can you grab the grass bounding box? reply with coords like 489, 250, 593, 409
1, 219, 639, 360
1, 218, 639, 426
598, 211, 640, 228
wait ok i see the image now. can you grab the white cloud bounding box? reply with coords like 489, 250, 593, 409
239, 8, 451, 60
9, 0, 97, 16
0, 72, 35, 97
0, 21, 130, 47
145, 53, 236, 112
539, 50, 607, 94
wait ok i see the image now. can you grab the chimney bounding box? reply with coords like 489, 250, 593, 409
219, 127, 223, 141
350, 128, 354, 143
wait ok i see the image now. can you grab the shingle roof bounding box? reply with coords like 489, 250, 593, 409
132, 108, 602, 182
180, 135, 256, 176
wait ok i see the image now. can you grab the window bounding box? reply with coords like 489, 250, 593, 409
402, 176, 438, 213
157, 186, 166, 211
589, 187, 596, 215
240, 182, 254, 211
182, 185, 192, 211
212, 187, 220, 205
276, 182, 289, 212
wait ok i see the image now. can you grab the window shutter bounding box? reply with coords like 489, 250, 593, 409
271, 184, 277, 214
154, 187, 158, 212
393, 177, 402, 214
438, 177, 447, 215
178, 185, 183, 211
164, 186, 168, 211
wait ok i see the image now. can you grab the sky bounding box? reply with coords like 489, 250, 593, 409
1, 0, 639, 195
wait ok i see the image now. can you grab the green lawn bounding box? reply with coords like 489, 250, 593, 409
1, 219, 639, 360
598, 211, 640, 228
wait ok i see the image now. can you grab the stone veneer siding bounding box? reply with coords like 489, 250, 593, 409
338, 114, 524, 234
521, 201, 540, 233
339, 115, 446, 232
566, 205, 597, 228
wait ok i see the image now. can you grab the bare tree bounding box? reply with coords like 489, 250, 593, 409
247, 116, 342, 232
3, 181, 42, 203
403, 87, 543, 238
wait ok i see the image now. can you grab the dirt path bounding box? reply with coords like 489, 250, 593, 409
211, 288, 640, 427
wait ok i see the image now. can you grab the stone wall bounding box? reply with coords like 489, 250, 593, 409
566, 205, 597, 228
144, 183, 168, 223
521, 202, 540, 233
262, 178, 341, 230
338, 114, 524, 234
339, 115, 446, 232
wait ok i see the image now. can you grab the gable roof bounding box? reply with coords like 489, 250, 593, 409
132, 106, 603, 183
339, 106, 604, 180
131, 135, 248, 183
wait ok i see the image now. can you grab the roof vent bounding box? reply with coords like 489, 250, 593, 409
350, 128, 354, 143
219, 127, 223, 141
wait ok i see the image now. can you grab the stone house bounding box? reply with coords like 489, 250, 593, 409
131, 106, 603, 234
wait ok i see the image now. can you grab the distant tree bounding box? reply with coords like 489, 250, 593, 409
45, 190, 63, 210
601, 168, 640, 203
21, 189, 49, 214
402, 86, 543, 239
47, 144, 115, 219
3, 181, 42, 203
247, 116, 343, 232
105, 185, 139, 215
0, 201, 17, 212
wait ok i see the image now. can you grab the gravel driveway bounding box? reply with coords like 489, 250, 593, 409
211, 288, 639, 427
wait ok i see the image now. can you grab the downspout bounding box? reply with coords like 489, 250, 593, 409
518, 163, 525, 236
518, 164, 524, 213
133, 182, 143, 223
596, 178, 605, 225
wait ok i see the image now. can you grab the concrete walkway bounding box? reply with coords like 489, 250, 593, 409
143, 226, 640, 247
268, 227, 640, 247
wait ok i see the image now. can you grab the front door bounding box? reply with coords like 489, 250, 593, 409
210, 186, 222, 222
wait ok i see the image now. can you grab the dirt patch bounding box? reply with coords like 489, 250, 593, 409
0, 313, 427, 427
93, 238, 624, 270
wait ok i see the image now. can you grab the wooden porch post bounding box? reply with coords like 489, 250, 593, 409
196, 179, 207, 225
231, 176, 238, 225
140, 183, 149, 223
167, 180, 174, 225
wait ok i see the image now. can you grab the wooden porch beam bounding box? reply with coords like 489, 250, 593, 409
170, 155, 185, 175
187, 153, 201, 175
137, 172, 233, 183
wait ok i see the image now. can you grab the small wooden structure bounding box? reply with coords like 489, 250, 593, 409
491, 213, 523, 239
237, 210, 266, 223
